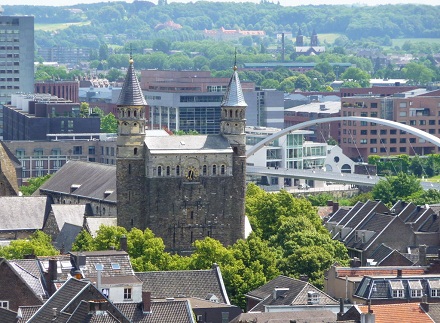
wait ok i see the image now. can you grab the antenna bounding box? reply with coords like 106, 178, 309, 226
234, 48, 237, 69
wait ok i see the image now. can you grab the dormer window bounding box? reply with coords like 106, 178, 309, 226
307, 291, 319, 304
409, 280, 423, 298
389, 280, 404, 298
428, 280, 440, 297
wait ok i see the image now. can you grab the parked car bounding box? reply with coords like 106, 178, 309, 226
298, 184, 310, 190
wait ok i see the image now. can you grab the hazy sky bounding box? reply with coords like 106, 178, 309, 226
1, 0, 440, 6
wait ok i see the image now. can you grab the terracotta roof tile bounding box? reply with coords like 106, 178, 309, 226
358, 303, 433, 323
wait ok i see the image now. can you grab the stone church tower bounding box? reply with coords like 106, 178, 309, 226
116, 59, 247, 253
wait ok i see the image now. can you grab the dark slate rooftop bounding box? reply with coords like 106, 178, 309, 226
38, 160, 116, 203
247, 276, 337, 312
221, 68, 247, 107
0, 196, 49, 230
354, 275, 440, 301
67, 300, 130, 323
0, 307, 18, 323
115, 300, 194, 323
370, 243, 394, 264
28, 278, 106, 322
135, 266, 229, 304
9, 259, 47, 300
117, 59, 147, 106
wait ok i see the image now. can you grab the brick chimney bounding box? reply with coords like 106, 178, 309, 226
142, 291, 151, 313
47, 258, 58, 296
120, 235, 127, 252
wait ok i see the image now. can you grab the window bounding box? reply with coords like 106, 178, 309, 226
400, 138, 406, 143
390, 130, 397, 135
124, 288, 132, 300
166, 166, 170, 176
431, 289, 440, 297
221, 165, 225, 175
88, 146, 96, 155
390, 138, 397, 144
111, 263, 120, 270
101, 288, 109, 298
203, 165, 207, 175
419, 120, 426, 125
409, 281, 423, 298
371, 130, 377, 135
212, 165, 217, 175
361, 130, 367, 135
392, 289, 404, 298
390, 280, 404, 298
73, 146, 82, 155
0, 301, 8, 309
157, 166, 162, 176
370, 139, 377, 144
94, 263, 103, 270
176, 165, 180, 176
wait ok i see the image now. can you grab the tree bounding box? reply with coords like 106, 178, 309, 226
80, 102, 90, 118
372, 172, 422, 205
403, 62, 434, 85
340, 67, 370, 87
0, 231, 59, 259
100, 113, 118, 133
20, 174, 52, 196
153, 39, 171, 53
106, 68, 123, 82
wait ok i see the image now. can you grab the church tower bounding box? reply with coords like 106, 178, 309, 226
296, 27, 304, 46
220, 63, 247, 242
311, 28, 318, 47
116, 57, 147, 230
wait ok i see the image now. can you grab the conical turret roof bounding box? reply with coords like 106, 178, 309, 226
117, 59, 147, 106
221, 67, 247, 107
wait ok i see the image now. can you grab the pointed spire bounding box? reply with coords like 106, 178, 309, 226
117, 57, 147, 106
221, 57, 247, 108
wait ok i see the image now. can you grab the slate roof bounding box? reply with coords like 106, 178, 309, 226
9, 259, 47, 300
358, 303, 432, 323
115, 300, 195, 323
0, 307, 18, 323
135, 265, 229, 304
354, 275, 440, 301
55, 223, 83, 252
423, 302, 440, 322
67, 300, 130, 323
17, 306, 40, 323
0, 141, 20, 194
370, 243, 394, 264
221, 68, 247, 107
246, 276, 337, 312
28, 278, 107, 322
117, 59, 147, 106
69, 250, 136, 279
0, 196, 49, 230
144, 134, 233, 153
85, 217, 117, 236
38, 161, 116, 203
230, 310, 337, 323
52, 204, 86, 229
38, 255, 74, 281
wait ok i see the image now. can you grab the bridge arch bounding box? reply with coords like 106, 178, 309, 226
246, 116, 440, 158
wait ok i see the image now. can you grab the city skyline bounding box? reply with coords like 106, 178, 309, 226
1, 0, 439, 6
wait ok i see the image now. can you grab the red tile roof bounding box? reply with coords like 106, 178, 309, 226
358, 303, 433, 323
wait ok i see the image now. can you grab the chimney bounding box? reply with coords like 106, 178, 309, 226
419, 245, 427, 266
96, 267, 102, 291
299, 274, 309, 282
273, 287, 289, 300
47, 258, 58, 296
333, 202, 339, 213
142, 291, 151, 313
52, 308, 57, 319
120, 235, 127, 252
336, 298, 345, 320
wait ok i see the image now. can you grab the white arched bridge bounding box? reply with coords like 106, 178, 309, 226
246, 117, 440, 190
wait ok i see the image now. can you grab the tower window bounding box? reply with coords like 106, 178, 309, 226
134, 148, 138, 155
176, 165, 180, 176
128, 110, 131, 117
158, 166, 162, 176
166, 166, 171, 176
134, 110, 137, 117
203, 165, 207, 175
235, 110, 238, 118
221, 165, 225, 175
212, 165, 217, 175
229, 110, 232, 118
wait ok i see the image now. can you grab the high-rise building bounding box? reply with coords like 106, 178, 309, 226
0, 15, 34, 138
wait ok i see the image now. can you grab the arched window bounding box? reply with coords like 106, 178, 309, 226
127, 110, 131, 117
158, 166, 162, 176
229, 110, 232, 118
103, 207, 106, 215
235, 110, 238, 118
221, 164, 225, 175
166, 166, 171, 176
134, 148, 138, 155
134, 110, 137, 118
212, 164, 217, 175
176, 165, 180, 176
203, 165, 207, 175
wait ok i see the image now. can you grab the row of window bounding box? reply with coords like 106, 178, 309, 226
0, 77, 19, 82
157, 164, 227, 176
0, 46, 19, 50
392, 288, 440, 298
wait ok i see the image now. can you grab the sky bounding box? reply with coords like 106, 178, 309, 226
1, 0, 440, 6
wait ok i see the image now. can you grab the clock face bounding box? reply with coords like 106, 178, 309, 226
185, 166, 199, 181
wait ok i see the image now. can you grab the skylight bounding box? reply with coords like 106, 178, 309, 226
111, 263, 120, 270
95, 263, 104, 271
